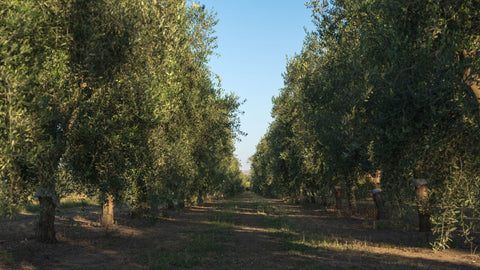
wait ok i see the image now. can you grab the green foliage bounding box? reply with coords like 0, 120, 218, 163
251, 0, 480, 249
62, 0, 245, 212
1, 0, 244, 235
0, 0, 75, 215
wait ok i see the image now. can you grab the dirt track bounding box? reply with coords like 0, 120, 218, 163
1, 192, 479, 269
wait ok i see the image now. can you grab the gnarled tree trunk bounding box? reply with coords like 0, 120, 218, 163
463, 52, 480, 125
414, 165, 431, 232
463, 51, 480, 104
467, 75, 480, 103
35, 188, 59, 243
368, 171, 387, 220
372, 190, 386, 220
334, 184, 342, 211
101, 194, 115, 229
347, 186, 357, 215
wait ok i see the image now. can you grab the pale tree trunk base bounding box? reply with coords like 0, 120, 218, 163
348, 187, 357, 215
368, 171, 386, 220
414, 179, 431, 232
36, 197, 57, 243
101, 194, 115, 229
334, 185, 342, 211
372, 191, 387, 220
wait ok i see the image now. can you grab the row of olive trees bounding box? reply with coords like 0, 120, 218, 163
251, 0, 480, 249
0, 0, 244, 243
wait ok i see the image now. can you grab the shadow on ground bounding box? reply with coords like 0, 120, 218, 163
1, 192, 478, 269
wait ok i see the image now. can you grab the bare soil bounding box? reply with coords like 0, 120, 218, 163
1, 192, 479, 269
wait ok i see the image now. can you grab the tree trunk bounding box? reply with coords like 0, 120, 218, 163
463, 52, 480, 126
101, 194, 115, 229
197, 191, 204, 204
310, 194, 316, 204
372, 190, 387, 220
347, 186, 357, 215
334, 185, 342, 210
468, 75, 480, 102
463, 51, 480, 104
414, 163, 431, 232
298, 185, 305, 203
36, 196, 57, 243
414, 179, 431, 232
34, 188, 59, 243
368, 171, 387, 220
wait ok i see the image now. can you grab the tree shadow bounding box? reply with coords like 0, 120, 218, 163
1, 192, 479, 269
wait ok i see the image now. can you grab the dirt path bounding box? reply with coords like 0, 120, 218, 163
1, 192, 479, 269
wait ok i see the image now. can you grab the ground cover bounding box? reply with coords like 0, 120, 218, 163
0, 192, 479, 269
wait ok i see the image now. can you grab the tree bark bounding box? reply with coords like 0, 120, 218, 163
414, 164, 431, 232
368, 171, 387, 220
463, 51, 480, 104
310, 193, 316, 204
372, 190, 387, 220
462, 52, 480, 126
414, 180, 431, 232
197, 191, 204, 204
36, 197, 57, 243
101, 194, 115, 229
347, 186, 357, 215
34, 187, 59, 243
467, 75, 480, 102
334, 185, 342, 210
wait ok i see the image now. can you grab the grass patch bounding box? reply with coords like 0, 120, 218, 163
187, 232, 226, 253
255, 202, 277, 215
20, 195, 98, 214
209, 212, 235, 226
135, 235, 228, 269
59, 197, 98, 209
134, 216, 234, 269
262, 215, 296, 232
268, 229, 297, 241
270, 227, 377, 255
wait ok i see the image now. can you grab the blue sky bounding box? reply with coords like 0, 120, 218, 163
198, 1, 314, 170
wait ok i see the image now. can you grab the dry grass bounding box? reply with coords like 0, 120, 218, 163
0, 192, 479, 269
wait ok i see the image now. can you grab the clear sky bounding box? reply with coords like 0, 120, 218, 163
198, 0, 314, 170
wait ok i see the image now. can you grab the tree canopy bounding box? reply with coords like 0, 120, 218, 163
1, 0, 244, 242
250, 0, 480, 249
